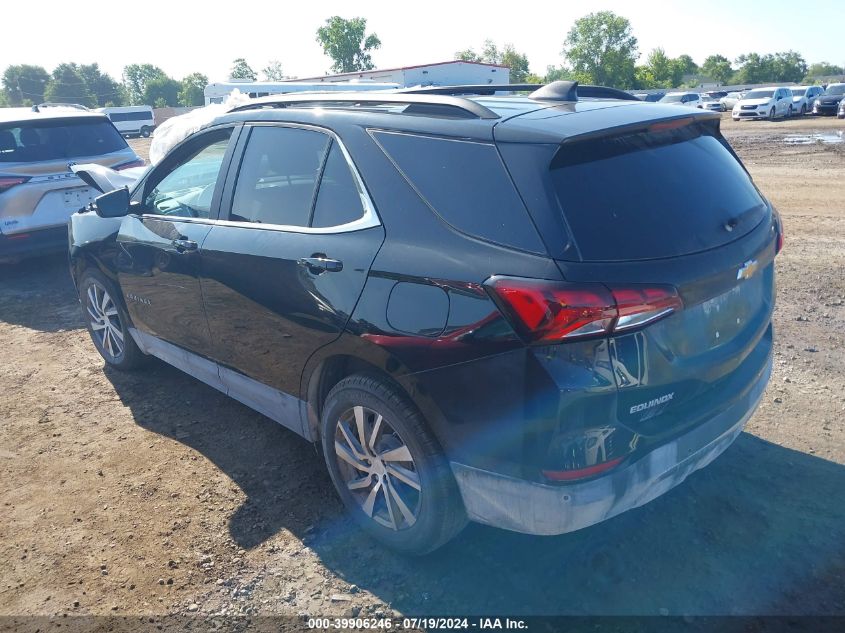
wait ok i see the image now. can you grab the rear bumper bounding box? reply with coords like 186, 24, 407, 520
451, 352, 772, 535
0, 225, 68, 261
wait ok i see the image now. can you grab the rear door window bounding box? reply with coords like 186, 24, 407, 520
311, 142, 365, 228
231, 126, 329, 227
550, 123, 766, 261
372, 131, 544, 253
0, 117, 128, 163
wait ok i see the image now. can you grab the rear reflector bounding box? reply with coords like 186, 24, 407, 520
0, 176, 30, 193
542, 456, 625, 481
486, 276, 682, 344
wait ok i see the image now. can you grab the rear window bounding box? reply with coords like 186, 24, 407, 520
0, 118, 128, 163
372, 131, 544, 253
550, 123, 766, 261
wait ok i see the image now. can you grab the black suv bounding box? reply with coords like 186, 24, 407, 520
69, 82, 780, 554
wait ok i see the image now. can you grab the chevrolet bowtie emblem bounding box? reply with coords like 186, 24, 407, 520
736, 259, 759, 281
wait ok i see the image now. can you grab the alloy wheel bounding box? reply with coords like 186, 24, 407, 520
86, 282, 125, 360
333, 405, 421, 530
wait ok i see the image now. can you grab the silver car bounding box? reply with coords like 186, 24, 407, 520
0, 106, 142, 262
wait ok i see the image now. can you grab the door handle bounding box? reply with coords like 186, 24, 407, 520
298, 255, 343, 273
172, 238, 198, 252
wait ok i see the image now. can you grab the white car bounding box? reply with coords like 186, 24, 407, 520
658, 92, 702, 108
732, 87, 794, 120
719, 91, 744, 110
789, 86, 824, 116
699, 96, 724, 112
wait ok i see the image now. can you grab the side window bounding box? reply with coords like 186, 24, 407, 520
230, 126, 329, 227
311, 142, 365, 228
373, 131, 544, 253
141, 128, 233, 218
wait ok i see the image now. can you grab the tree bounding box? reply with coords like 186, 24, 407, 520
44, 64, 95, 107
453, 40, 532, 83
230, 58, 257, 81
262, 60, 285, 81
673, 54, 698, 77
316, 16, 382, 73
563, 11, 638, 88
179, 72, 207, 106
143, 76, 181, 107
123, 64, 167, 105
734, 51, 807, 84
545, 65, 574, 82
804, 62, 844, 80
642, 48, 681, 87
2, 64, 50, 105
701, 54, 734, 85
454, 49, 480, 62
769, 51, 807, 83
78, 63, 124, 106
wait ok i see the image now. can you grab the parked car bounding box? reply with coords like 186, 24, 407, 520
704, 91, 728, 99
812, 83, 845, 115
69, 82, 779, 554
633, 92, 666, 102
789, 86, 824, 116
719, 91, 745, 110
658, 91, 702, 107
699, 95, 724, 112
0, 106, 144, 262
99, 106, 156, 138
732, 87, 794, 120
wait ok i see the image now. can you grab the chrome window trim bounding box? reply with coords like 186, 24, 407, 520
137, 121, 381, 235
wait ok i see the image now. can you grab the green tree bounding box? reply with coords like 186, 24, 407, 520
453, 40, 531, 83
44, 64, 95, 107
230, 58, 257, 80
454, 49, 479, 62
179, 72, 207, 106
316, 16, 382, 73
804, 61, 844, 80
563, 11, 638, 88
701, 54, 734, 85
143, 76, 180, 107
545, 65, 574, 82
2, 64, 50, 105
673, 54, 698, 77
262, 60, 285, 81
642, 48, 681, 87
769, 51, 807, 83
123, 64, 167, 105
79, 63, 124, 106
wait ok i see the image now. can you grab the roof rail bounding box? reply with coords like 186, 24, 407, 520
31, 102, 91, 113
229, 92, 500, 120
403, 81, 640, 102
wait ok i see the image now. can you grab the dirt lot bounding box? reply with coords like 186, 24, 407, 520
1, 113, 844, 626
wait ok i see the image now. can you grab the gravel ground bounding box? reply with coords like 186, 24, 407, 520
0, 113, 843, 627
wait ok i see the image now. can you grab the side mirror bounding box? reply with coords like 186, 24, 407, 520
94, 187, 131, 218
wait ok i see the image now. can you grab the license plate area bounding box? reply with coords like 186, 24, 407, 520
63, 187, 95, 211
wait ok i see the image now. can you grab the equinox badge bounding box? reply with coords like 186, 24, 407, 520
736, 259, 759, 281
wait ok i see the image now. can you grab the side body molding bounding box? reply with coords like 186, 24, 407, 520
129, 328, 310, 440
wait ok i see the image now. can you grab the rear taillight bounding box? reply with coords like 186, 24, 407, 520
0, 176, 30, 194
486, 276, 682, 344
115, 158, 145, 170
542, 456, 625, 481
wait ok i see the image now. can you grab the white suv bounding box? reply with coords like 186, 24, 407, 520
789, 86, 824, 116
658, 92, 702, 108
732, 87, 794, 120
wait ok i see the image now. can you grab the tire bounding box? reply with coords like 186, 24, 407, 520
787, 105, 793, 118
800, 104, 807, 116
79, 269, 146, 370
140, 126, 151, 138
769, 107, 776, 121
321, 374, 467, 555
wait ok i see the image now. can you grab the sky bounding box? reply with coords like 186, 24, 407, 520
2, 0, 843, 82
